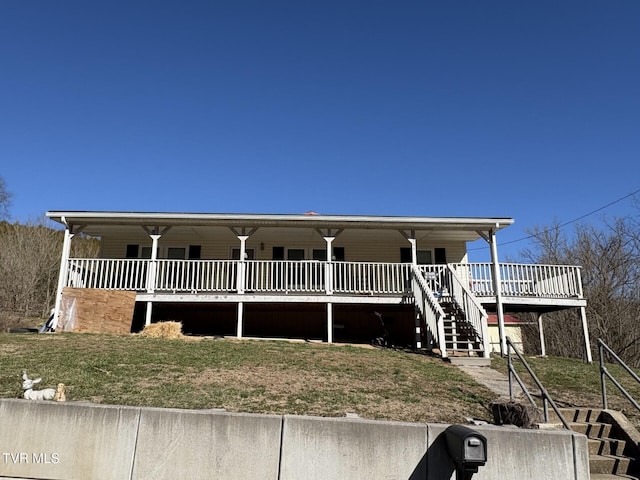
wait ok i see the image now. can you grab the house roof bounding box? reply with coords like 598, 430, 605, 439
45, 211, 514, 242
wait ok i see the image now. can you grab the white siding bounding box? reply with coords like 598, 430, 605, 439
95, 226, 469, 263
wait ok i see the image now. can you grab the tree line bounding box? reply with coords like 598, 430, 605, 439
0, 177, 98, 329
519, 205, 640, 366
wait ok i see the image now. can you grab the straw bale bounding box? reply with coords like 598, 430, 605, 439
139, 321, 184, 339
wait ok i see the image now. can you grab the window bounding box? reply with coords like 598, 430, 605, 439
188, 245, 202, 260
167, 247, 186, 260
312, 249, 326, 261
272, 246, 285, 260
313, 247, 345, 261
400, 248, 434, 264
417, 250, 432, 265
287, 249, 305, 260
126, 244, 139, 258
125, 244, 152, 259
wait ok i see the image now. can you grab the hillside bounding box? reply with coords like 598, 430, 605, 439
0, 333, 494, 424
2, 332, 639, 426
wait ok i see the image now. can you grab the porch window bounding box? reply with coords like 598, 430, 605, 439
287, 249, 305, 260
313, 247, 345, 261
125, 244, 152, 259
272, 246, 284, 260
166, 245, 201, 259
125, 244, 139, 258
400, 248, 434, 264
167, 247, 186, 260
188, 245, 202, 259
434, 247, 447, 264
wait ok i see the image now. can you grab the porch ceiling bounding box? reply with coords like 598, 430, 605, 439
46, 211, 514, 242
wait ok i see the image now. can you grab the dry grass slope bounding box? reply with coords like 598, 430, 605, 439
0, 332, 495, 424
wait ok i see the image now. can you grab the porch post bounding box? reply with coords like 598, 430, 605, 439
144, 233, 162, 327
145, 302, 153, 327
537, 313, 546, 357
237, 302, 244, 338
52, 226, 74, 330
488, 227, 507, 356
147, 234, 161, 294
408, 234, 417, 265
327, 302, 333, 343
580, 306, 593, 363
237, 235, 249, 294
324, 236, 335, 295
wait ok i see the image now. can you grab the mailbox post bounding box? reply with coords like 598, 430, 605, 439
444, 425, 487, 480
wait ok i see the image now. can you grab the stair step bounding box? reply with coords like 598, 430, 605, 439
570, 422, 612, 438
589, 438, 627, 456
550, 408, 603, 424
590, 454, 632, 475
445, 356, 491, 366
445, 347, 484, 353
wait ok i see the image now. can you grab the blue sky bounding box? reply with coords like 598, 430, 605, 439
1, 1, 639, 261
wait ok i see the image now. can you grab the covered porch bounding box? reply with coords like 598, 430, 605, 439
46, 211, 591, 360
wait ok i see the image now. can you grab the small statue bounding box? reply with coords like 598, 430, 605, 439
54, 383, 66, 402
22, 371, 56, 401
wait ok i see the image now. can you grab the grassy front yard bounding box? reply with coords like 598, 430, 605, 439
0, 332, 495, 423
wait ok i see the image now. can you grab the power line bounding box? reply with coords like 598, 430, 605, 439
469, 187, 640, 251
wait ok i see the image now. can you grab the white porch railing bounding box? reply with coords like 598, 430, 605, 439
452, 262, 583, 298
245, 260, 325, 293
65, 259, 583, 301
67, 259, 149, 290
332, 262, 411, 294
155, 260, 237, 292
411, 265, 447, 357
65, 259, 412, 295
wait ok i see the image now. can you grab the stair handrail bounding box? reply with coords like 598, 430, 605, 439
598, 338, 640, 412
446, 265, 490, 358
506, 336, 571, 429
411, 265, 447, 358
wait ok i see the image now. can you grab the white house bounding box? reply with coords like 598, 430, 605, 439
46, 211, 591, 361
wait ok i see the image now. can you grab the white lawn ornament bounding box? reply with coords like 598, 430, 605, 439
22, 371, 56, 401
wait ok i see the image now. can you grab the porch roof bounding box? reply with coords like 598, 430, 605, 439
46, 211, 514, 242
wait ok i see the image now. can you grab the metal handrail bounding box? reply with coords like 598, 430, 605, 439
598, 338, 640, 412
506, 336, 571, 429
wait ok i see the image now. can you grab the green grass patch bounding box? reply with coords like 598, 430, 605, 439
0, 333, 495, 423
491, 354, 640, 425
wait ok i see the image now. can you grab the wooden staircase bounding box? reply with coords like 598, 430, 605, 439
440, 301, 488, 365
547, 408, 640, 479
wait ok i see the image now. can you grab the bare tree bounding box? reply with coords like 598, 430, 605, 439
0, 218, 99, 330
522, 214, 640, 365
0, 176, 11, 220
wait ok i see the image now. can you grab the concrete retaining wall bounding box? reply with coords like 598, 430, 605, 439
0, 399, 589, 480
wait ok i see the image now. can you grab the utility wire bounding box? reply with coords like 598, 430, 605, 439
469, 187, 640, 251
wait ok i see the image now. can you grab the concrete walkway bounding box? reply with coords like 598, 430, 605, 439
456, 364, 516, 399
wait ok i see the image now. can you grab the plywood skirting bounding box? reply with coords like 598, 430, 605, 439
60, 288, 137, 334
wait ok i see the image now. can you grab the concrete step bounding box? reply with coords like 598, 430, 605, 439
571, 422, 612, 439
589, 438, 627, 456
549, 408, 603, 424
590, 454, 632, 476
445, 356, 492, 367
